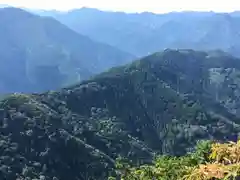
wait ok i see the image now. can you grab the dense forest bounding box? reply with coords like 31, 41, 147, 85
1, 49, 240, 179
113, 140, 240, 179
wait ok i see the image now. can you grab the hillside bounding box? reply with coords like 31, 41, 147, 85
115, 140, 240, 179
1, 49, 240, 179
0, 7, 134, 93
37, 8, 240, 57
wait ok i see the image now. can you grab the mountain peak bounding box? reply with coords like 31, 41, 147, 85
0, 7, 134, 93
0, 7, 37, 20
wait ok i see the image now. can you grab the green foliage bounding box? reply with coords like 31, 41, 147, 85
113, 140, 240, 180
1, 49, 240, 179
113, 140, 213, 180
190, 140, 212, 164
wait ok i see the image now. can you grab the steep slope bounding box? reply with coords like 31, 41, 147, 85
0, 7, 134, 93
1, 50, 240, 179
38, 8, 240, 57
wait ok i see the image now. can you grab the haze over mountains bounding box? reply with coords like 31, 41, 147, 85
0, 7, 134, 93
2, 5, 240, 180
34, 8, 240, 57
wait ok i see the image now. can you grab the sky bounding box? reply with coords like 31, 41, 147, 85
0, 0, 240, 13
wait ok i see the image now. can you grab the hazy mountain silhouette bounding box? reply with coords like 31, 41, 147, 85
0, 7, 134, 93
36, 8, 240, 57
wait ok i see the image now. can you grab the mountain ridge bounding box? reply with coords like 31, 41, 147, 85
1, 49, 240, 179
0, 7, 134, 93
35, 8, 240, 57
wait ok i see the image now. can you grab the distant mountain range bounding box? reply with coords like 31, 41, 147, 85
33, 8, 240, 57
0, 7, 134, 93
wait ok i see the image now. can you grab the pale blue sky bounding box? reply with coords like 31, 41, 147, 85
0, 0, 240, 13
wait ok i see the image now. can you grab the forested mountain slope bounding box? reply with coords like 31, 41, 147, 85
1, 49, 240, 179
0, 7, 134, 93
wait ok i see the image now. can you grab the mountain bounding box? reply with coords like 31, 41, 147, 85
36, 8, 240, 57
1, 49, 240, 179
0, 7, 134, 93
